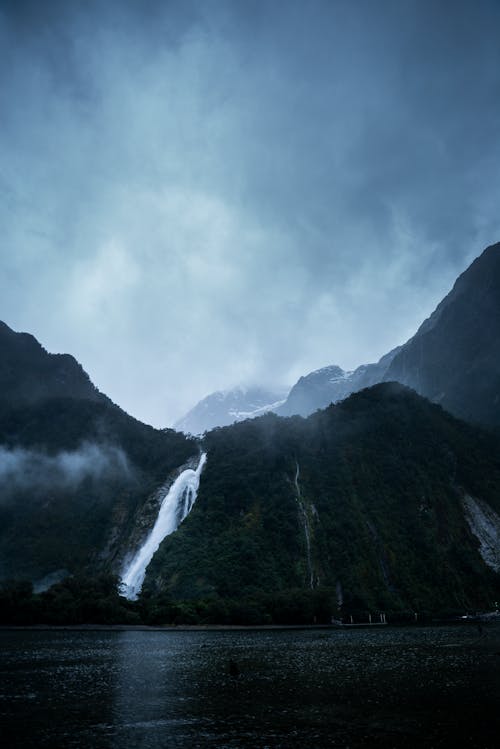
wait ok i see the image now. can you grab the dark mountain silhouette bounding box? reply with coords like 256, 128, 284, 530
145, 383, 500, 616
2, 236, 500, 625
385, 242, 500, 428
0, 322, 196, 582
272, 242, 500, 430
0, 321, 105, 406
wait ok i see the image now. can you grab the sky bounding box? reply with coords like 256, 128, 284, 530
1, 0, 500, 427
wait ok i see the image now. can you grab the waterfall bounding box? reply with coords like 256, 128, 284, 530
294, 461, 314, 589
121, 452, 207, 600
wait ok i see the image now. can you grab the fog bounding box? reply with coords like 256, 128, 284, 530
0, 443, 131, 496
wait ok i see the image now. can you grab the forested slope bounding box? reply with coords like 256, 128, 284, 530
145, 384, 500, 617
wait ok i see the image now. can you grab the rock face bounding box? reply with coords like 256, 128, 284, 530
174, 242, 500, 429
384, 242, 500, 428
462, 493, 500, 573
174, 386, 287, 435
277, 349, 400, 417
176, 352, 402, 431
278, 242, 500, 428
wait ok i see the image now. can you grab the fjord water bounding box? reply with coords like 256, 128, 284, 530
121, 453, 207, 600
1, 625, 499, 748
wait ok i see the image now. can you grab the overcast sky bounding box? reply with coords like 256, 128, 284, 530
1, 0, 499, 427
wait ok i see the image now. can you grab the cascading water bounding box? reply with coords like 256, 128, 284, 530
121, 452, 207, 600
294, 461, 314, 589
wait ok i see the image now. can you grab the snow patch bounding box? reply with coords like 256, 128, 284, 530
228, 398, 287, 420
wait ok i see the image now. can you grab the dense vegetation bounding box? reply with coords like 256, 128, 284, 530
144, 384, 500, 618
0, 574, 479, 627
2, 382, 500, 625
2, 316, 500, 626
0, 575, 340, 626
0, 396, 196, 581
0, 320, 197, 582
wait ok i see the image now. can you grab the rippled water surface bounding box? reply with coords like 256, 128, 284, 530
1, 625, 499, 747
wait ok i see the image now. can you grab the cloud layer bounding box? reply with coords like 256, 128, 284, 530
1, 0, 499, 425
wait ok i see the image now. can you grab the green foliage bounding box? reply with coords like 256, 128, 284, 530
3, 383, 500, 625
0, 574, 140, 625
136, 586, 337, 626
0, 397, 196, 580
145, 384, 500, 616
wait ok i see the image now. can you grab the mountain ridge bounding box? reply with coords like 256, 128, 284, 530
384, 242, 500, 427
1, 242, 500, 623
176, 242, 500, 430
0, 321, 197, 582
276, 347, 401, 418
174, 385, 287, 435
145, 382, 500, 615
0, 321, 106, 407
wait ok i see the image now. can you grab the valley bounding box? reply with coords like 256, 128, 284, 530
1, 244, 500, 626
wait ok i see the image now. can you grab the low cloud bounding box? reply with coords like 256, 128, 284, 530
0, 442, 131, 495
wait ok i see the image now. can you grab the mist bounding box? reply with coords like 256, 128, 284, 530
0, 442, 131, 497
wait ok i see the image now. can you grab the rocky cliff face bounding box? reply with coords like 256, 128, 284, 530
385, 242, 500, 428
172, 243, 500, 429
277, 348, 400, 417
277, 242, 500, 428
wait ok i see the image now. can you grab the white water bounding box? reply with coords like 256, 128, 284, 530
121, 453, 207, 600
294, 461, 314, 589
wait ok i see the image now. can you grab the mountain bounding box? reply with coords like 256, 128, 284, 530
174, 386, 287, 435
0, 322, 197, 582
174, 241, 500, 430
277, 348, 400, 417
145, 383, 500, 618
173, 352, 401, 432
275, 242, 500, 429
2, 233, 500, 624
0, 321, 105, 406
384, 242, 500, 428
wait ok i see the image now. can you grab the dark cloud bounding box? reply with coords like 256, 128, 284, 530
1, 0, 499, 425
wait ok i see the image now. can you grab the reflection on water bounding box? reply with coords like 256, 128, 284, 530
1, 625, 499, 747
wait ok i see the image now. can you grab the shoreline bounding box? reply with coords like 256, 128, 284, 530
1, 623, 350, 632
1, 620, 499, 634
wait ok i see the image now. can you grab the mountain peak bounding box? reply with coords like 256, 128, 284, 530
276, 242, 500, 427
277, 349, 401, 418
0, 320, 104, 407
174, 385, 287, 435
384, 242, 500, 427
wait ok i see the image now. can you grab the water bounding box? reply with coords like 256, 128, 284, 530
1, 625, 499, 748
121, 453, 207, 600
294, 462, 314, 589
